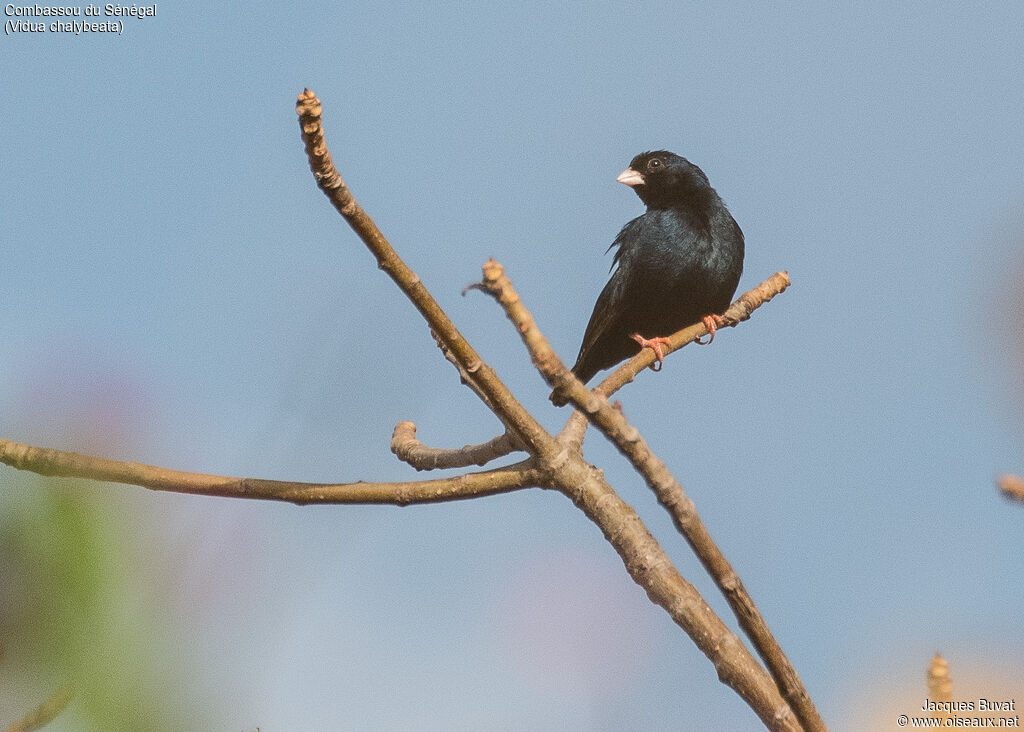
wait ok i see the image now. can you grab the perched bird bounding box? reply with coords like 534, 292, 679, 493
553, 150, 744, 404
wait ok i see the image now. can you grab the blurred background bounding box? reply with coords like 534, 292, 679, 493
2, 3, 1022, 730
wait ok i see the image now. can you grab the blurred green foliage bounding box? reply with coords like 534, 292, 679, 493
1, 475, 203, 731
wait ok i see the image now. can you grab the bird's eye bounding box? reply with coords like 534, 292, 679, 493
648, 158, 662, 171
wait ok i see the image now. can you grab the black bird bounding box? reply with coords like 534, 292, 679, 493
553, 151, 744, 404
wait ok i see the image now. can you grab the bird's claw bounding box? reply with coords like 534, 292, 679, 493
696, 314, 723, 346
630, 333, 672, 371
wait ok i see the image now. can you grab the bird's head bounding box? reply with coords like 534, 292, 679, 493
617, 150, 711, 209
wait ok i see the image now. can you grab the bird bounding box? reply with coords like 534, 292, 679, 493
552, 150, 744, 405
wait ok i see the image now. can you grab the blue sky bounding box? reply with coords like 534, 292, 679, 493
3, 3, 1023, 730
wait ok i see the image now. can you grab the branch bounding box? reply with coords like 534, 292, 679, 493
430, 326, 495, 409
557, 271, 791, 446
997, 474, 1024, 504
0, 434, 797, 728
471, 261, 825, 732
391, 421, 524, 471
0, 439, 539, 505
421, 327, 527, 468
927, 653, 954, 702
926, 654, 954, 723
0, 91, 817, 731
592, 271, 791, 401
296, 89, 558, 464
3, 687, 73, 732
550, 450, 801, 731
0, 434, 798, 728
0, 418, 798, 728
299, 93, 806, 728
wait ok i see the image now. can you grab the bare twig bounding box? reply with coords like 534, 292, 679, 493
429, 328, 494, 409
297, 90, 557, 462
549, 451, 800, 731
4, 687, 73, 732
927, 653, 953, 700
0, 436, 798, 729
927, 654, 954, 722
591, 271, 791, 401
0, 90, 817, 732
997, 474, 1024, 504
556, 271, 791, 446
294, 96, 804, 729
421, 328, 527, 468
471, 260, 824, 732
391, 421, 524, 471
0, 439, 537, 505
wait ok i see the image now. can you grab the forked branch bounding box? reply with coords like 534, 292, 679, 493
0, 89, 822, 732
470, 260, 824, 732
0, 438, 538, 505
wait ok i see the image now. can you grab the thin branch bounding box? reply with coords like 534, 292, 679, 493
3, 687, 73, 732
0, 91, 815, 731
423, 327, 527, 467
472, 260, 825, 732
0, 439, 539, 505
0, 437, 799, 729
0, 443, 799, 728
927, 654, 954, 722
430, 327, 494, 409
548, 449, 800, 732
997, 474, 1024, 504
299, 94, 808, 728
296, 97, 804, 725
592, 271, 791, 401
558, 272, 791, 446
0, 446, 794, 728
296, 89, 558, 463
391, 421, 524, 471
927, 653, 954, 702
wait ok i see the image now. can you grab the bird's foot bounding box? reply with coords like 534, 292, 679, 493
696, 314, 723, 345
630, 333, 672, 371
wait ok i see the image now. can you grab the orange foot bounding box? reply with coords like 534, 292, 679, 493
630, 333, 672, 371
696, 314, 723, 345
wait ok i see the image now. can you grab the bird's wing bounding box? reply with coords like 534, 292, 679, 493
577, 270, 623, 358
570, 257, 631, 383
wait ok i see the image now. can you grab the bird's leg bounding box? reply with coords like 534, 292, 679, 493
630, 333, 672, 371
695, 314, 723, 346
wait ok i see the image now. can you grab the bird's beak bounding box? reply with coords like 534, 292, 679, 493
616, 168, 645, 187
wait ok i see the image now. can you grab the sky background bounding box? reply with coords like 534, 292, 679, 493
3, 2, 1023, 730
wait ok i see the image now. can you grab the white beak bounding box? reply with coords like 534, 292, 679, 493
616, 168, 645, 187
